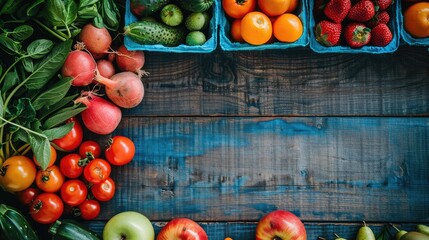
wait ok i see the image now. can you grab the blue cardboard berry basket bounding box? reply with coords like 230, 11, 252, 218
398, 1, 429, 46
124, 0, 218, 53
309, 0, 400, 54
219, 0, 309, 51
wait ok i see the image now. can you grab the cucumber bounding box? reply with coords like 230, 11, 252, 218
130, 0, 170, 17
49, 219, 101, 240
177, 0, 213, 13
124, 21, 186, 47
0, 204, 39, 240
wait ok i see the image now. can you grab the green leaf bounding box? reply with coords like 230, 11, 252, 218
0, 90, 3, 116
21, 57, 33, 72
6, 98, 36, 124
45, 0, 78, 27
14, 127, 51, 169
1, 70, 18, 93
27, 39, 53, 59
0, 33, 21, 55
10, 25, 34, 41
32, 76, 72, 110
42, 121, 73, 140
25, 0, 45, 17
77, 3, 98, 19
42, 103, 85, 129
79, 0, 99, 8
99, 0, 120, 30
39, 93, 78, 119
24, 39, 72, 90
0, 0, 25, 15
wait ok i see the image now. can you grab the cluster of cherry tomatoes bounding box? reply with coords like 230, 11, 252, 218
8, 117, 136, 225
222, 0, 302, 45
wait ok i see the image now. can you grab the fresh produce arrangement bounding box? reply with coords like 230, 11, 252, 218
221, 0, 304, 45
313, 0, 395, 48
125, 0, 215, 47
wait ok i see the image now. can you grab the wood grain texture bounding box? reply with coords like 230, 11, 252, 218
125, 46, 429, 116
95, 116, 429, 223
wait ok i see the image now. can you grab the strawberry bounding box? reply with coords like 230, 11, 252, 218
370, 23, 392, 46
347, 0, 376, 22
343, 22, 371, 48
366, 11, 390, 28
323, 0, 351, 23
373, 0, 392, 11
315, 20, 342, 46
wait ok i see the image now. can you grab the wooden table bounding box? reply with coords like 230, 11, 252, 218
2, 46, 429, 239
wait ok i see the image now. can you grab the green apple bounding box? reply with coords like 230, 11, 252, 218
103, 211, 155, 240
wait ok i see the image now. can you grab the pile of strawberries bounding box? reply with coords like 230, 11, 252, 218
314, 0, 394, 48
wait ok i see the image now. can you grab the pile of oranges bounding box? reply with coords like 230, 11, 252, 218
222, 0, 303, 45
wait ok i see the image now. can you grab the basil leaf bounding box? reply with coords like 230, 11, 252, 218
25, 0, 45, 17
29, 133, 51, 170
6, 98, 36, 124
24, 39, 71, 90
43, 121, 73, 140
39, 93, 78, 120
78, 4, 98, 19
10, 25, 34, 41
92, 13, 104, 28
99, 0, 120, 30
0, 0, 25, 15
45, 0, 77, 27
79, 0, 99, 8
21, 57, 33, 72
32, 76, 72, 110
0, 33, 21, 55
27, 39, 53, 59
42, 103, 85, 129
1, 70, 19, 93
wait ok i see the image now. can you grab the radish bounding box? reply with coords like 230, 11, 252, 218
61, 50, 96, 86
96, 59, 116, 78
79, 23, 112, 55
94, 71, 145, 108
115, 45, 147, 77
74, 91, 122, 135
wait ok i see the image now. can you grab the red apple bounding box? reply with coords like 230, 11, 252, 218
256, 210, 307, 240
156, 218, 208, 240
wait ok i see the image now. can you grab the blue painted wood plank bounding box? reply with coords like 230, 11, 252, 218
92, 117, 429, 223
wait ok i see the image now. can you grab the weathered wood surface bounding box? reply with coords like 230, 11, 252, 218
99, 117, 429, 223
125, 46, 429, 116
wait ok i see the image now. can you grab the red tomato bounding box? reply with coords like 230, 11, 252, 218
222, 0, 256, 19
59, 153, 86, 179
35, 165, 65, 193
79, 140, 101, 159
60, 179, 88, 206
30, 193, 64, 224
91, 177, 115, 202
77, 199, 100, 220
105, 136, 135, 166
17, 187, 41, 206
83, 159, 111, 184
52, 117, 83, 152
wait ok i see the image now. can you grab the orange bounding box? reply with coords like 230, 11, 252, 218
404, 2, 429, 38
258, 0, 290, 17
241, 11, 273, 45
230, 19, 244, 42
273, 13, 303, 42
286, 0, 299, 13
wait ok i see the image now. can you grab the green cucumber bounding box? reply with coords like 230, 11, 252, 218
0, 204, 39, 240
49, 219, 101, 240
124, 21, 186, 47
176, 0, 213, 13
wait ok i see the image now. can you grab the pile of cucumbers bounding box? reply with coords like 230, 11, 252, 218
126, 0, 214, 46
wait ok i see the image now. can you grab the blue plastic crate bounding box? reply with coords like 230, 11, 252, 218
124, 0, 218, 53
219, 0, 309, 51
399, 1, 429, 46
309, 0, 400, 54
